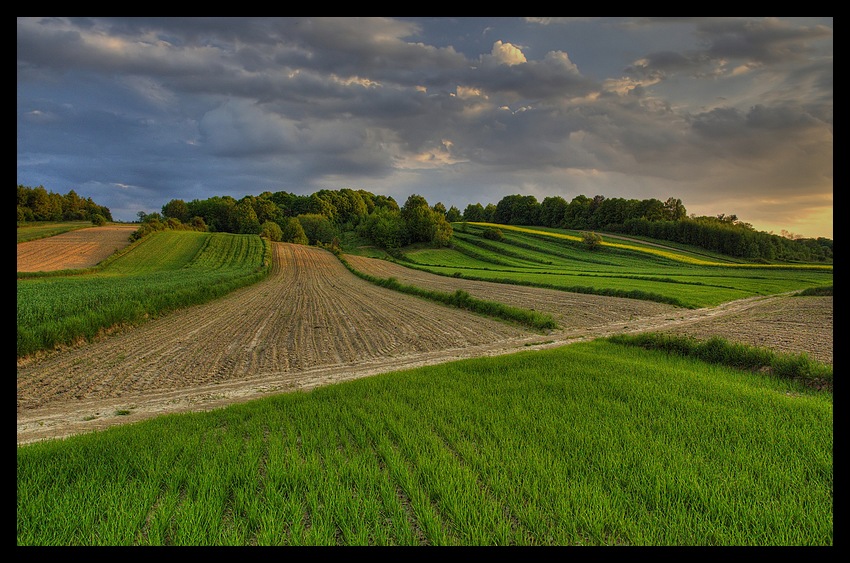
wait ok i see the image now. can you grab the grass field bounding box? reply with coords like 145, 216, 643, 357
16, 220, 125, 243
392, 223, 833, 308
17, 339, 833, 546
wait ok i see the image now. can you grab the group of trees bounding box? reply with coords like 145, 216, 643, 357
155, 188, 454, 250
17, 184, 113, 224
462, 193, 831, 263
18, 181, 831, 263
461, 194, 687, 229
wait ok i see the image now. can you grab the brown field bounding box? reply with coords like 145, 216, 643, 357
17, 224, 138, 272
17, 238, 832, 445
345, 255, 833, 365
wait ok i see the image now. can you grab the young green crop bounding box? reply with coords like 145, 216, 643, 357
17, 339, 832, 546
395, 224, 832, 308
16, 221, 96, 243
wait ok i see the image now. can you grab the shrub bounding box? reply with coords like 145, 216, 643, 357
581, 231, 602, 250
260, 221, 283, 242
482, 227, 504, 241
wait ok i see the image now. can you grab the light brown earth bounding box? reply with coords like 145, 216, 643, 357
17, 224, 138, 272
17, 240, 832, 446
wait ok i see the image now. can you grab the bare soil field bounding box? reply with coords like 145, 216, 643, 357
346, 255, 833, 365
17, 224, 138, 272
17, 242, 832, 445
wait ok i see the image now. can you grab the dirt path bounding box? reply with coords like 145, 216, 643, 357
17, 224, 138, 272
17, 244, 832, 446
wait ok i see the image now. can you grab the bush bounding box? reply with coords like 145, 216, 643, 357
581, 231, 602, 250
482, 227, 504, 241
260, 221, 283, 242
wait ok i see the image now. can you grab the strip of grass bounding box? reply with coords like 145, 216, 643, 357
606, 332, 832, 390
17, 339, 832, 546
16, 221, 99, 243
467, 223, 833, 270
397, 241, 831, 309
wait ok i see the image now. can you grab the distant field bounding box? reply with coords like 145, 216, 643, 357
395, 223, 833, 309
17, 221, 100, 243
17, 224, 138, 272
17, 230, 270, 358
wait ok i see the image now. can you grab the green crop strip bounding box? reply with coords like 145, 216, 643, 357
467, 223, 833, 270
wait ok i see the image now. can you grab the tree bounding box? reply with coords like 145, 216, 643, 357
482, 227, 504, 241
539, 196, 567, 228
431, 213, 453, 247
260, 220, 283, 242
63, 190, 85, 220
252, 196, 281, 225
358, 207, 408, 249
297, 213, 337, 245
234, 199, 261, 234
483, 203, 497, 223
162, 199, 190, 223
639, 198, 665, 222
280, 217, 309, 245
663, 197, 687, 221
494, 194, 539, 225
581, 231, 603, 250
462, 203, 485, 222
188, 216, 207, 231
563, 195, 591, 229
401, 194, 434, 243
29, 185, 61, 221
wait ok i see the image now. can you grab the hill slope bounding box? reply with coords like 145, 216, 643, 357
18, 240, 832, 445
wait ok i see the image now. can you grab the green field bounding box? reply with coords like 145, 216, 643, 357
16, 220, 102, 243
17, 339, 832, 546
392, 223, 833, 309
17, 224, 833, 546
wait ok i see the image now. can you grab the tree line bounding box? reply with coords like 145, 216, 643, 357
151, 188, 454, 251
18, 182, 832, 263
17, 184, 113, 224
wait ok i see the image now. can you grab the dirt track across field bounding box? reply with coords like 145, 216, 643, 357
17, 243, 832, 445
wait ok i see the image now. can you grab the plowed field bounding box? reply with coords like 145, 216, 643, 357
17, 241, 832, 445
17, 224, 138, 272
346, 255, 833, 365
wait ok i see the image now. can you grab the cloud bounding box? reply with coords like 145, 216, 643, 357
485, 40, 527, 66
16, 17, 832, 238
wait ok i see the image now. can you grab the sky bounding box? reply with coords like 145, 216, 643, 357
17, 17, 833, 239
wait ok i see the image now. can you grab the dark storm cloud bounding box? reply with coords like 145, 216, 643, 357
17, 17, 832, 238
